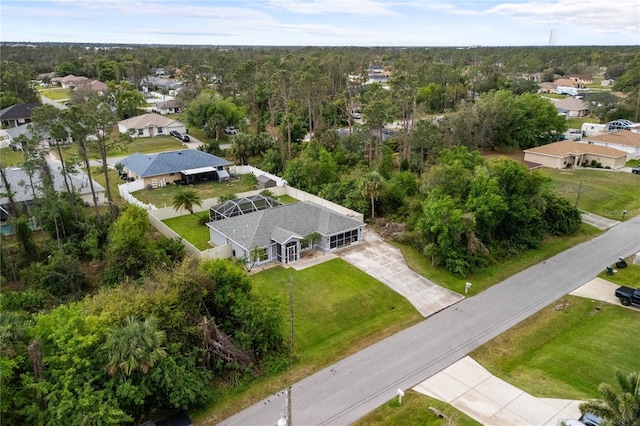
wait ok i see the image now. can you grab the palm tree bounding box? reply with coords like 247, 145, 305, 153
172, 189, 202, 215
579, 370, 640, 426
103, 316, 167, 377
360, 171, 386, 220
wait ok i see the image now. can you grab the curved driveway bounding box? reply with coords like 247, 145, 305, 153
216, 216, 640, 426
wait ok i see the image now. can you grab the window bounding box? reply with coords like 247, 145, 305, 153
137, 129, 144, 136
329, 229, 359, 250
157, 127, 163, 134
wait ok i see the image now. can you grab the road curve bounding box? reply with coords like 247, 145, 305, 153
216, 216, 640, 426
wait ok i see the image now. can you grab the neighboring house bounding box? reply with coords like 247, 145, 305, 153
554, 77, 579, 88
582, 130, 640, 160
207, 196, 365, 266
601, 79, 615, 86
538, 82, 556, 93
0, 165, 105, 220
54, 74, 91, 89
152, 99, 182, 115
0, 103, 42, 128
0, 122, 72, 149
118, 149, 233, 187
77, 79, 108, 93
566, 74, 593, 85
553, 97, 590, 117
523, 140, 627, 169
118, 113, 186, 138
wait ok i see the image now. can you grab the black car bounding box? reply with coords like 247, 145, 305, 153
182, 135, 190, 142
170, 130, 182, 139
632, 166, 640, 174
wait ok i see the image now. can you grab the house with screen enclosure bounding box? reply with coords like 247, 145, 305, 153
206, 195, 364, 266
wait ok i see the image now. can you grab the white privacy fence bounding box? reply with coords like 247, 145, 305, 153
119, 166, 363, 261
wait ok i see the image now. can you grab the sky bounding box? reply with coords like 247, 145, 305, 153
1, 0, 639, 47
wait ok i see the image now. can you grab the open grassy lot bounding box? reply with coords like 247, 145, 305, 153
565, 116, 594, 130
132, 174, 256, 207
193, 259, 422, 424
0, 147, 25, 166
541, 168, 640, 219
162, 212, 210, 250
470, 295, 640, 399
393, 222, 602, 294
353, 390, 481, 426
38, 87, 70, 100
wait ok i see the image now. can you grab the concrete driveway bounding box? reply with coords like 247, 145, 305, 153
337, 229, 464, 317
570, 276, 639, 310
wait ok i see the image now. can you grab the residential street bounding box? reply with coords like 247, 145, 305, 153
215, 216, 640, 426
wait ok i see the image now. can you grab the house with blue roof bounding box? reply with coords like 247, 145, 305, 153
118, 150, 233, 187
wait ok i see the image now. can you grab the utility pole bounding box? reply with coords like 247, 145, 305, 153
287, 275, 294, 426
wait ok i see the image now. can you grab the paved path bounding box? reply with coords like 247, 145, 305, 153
337, 229, 463, 317
216, 217, 640, 426
581, 211, 620, 230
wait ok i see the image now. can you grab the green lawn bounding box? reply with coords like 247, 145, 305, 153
627, 158, 640, 168
0, 147, 25, 166
276, 195, 298, 204
565, 116, 594, 130
87, 166, 124, 204
38, 87, 71, 100
193, 259, 422, 424
353, 390, 481, 426
162, 212, 210, 250
392, 222, 602, 294
54, 136, 187, 162
598, 261, 640, 288
471, 295, 640, 399
541, 168, 640, 219
132, 174, 256, 207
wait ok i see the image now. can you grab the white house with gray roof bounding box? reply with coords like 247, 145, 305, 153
0, 165, 105, 220
207, 200, 364, 266
118, 149, 233, 187
118, 113, 186, 138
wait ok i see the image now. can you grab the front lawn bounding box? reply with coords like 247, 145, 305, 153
353, 390, 481, 426
393, 222, 602, 294
597, 260, 640, 288
0, 148, 25, 166
132, 174, 256, 207
162, 212, 210, 250
470, 295, 640, 399
38, 87, 70, 101
55, 136, 187, 161
193, 259, 422, 424
542, 168, 640, 219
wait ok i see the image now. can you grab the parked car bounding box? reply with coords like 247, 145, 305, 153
352, 112, 361, 119
170, 130, 182, 139
182, 135, 190, 142
632, 166, 640, 174
615, 285, 640, 307
224, 126, 237, 135
579, 412, 602, 426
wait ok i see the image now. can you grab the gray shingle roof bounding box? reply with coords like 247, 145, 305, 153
208, 201, 364, 250
119, 150, 233, 178
0, 103, 42, 120
0, 165, 105, 205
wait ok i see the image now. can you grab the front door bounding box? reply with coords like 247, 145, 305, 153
286, 244, 298, 263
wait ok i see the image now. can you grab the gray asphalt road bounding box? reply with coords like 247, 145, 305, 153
217, 216, 640, 426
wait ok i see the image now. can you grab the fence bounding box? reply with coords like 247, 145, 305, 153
121, 165, 363, 262
118, 181, 157, 210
